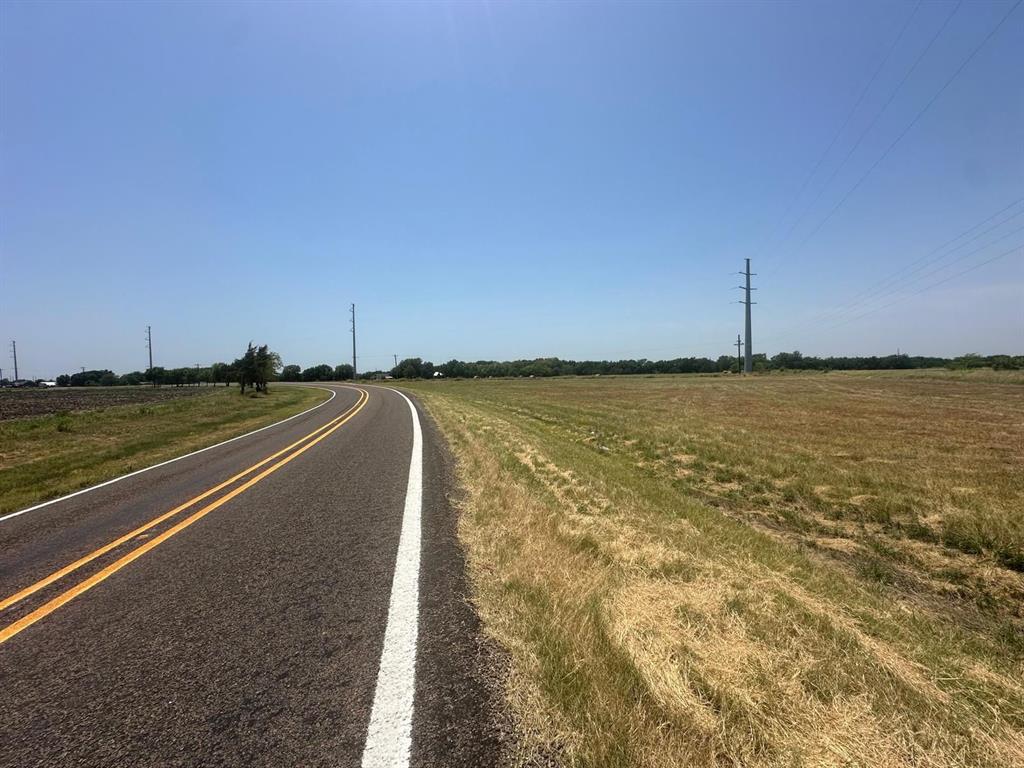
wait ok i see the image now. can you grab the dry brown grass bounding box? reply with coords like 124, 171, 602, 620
401, 370, 1024, 768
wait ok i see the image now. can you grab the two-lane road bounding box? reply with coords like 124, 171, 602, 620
0, 385, 505, 766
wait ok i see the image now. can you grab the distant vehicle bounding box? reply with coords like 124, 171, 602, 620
39, 380, 58, 387
433, 371, 445, 378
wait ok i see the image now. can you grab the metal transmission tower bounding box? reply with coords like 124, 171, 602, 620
735, 334, 743, 374
10, 340, 18, 381
736, 259, 756, 373
350, 304, 357, 379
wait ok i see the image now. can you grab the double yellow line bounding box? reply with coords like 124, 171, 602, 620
0, 387, 369, 645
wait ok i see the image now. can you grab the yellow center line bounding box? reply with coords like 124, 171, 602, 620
0, 387, 368, 623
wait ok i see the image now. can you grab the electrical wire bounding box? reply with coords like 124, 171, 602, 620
759, 198, 1024, 346
763, 0, 956, 272
768, 0, 1022, 274
826, 243, 1023, 330
754, 1, 922, 265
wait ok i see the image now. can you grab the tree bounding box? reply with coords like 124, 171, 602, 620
393, 358, 425, 379
236, 345, 257, 394
56, 374, 71, 387
280, 365, 302, 382
235, 343, 280, 394
302, 364, 334, 382
258, 346, 282, 390
211, 362, 230, 386
770, 351, 806, 370
716, 355, 736, 373
333, 364, 354, 380
69, 369, 117, 386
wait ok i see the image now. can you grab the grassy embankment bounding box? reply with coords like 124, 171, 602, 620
401, 370, 1024, 768
0, 385, 329, 515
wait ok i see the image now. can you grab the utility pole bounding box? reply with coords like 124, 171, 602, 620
10, 340, 18, 381
737, 259, 756, 373
146, 325, 153, 374
735, 334, 743, 374
350, 303, 357, 380
393, 354, 398, 368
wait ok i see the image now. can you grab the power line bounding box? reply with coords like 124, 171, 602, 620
892, 223, 1024, 289
770, 0, 1022, 274
830, 200, 1024, 313
764, 1, 961, 273
827, 243, 1023, 331
767, 201, 1024, 342
760, 199, 1024, 349
755, 1, 922, 263
809, 233, 1024, 335
775, 228, 1023, 346
822, 219, 1024, 322
912, 244, 1023, 294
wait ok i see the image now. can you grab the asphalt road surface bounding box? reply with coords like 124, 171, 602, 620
0, 385, 507, 767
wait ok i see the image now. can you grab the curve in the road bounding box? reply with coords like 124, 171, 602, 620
0, 388, 369, 643
361, 388, 422, 767
0, 386, 339, 524
0, 383, 507, 767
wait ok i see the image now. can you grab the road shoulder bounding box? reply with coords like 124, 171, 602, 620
408, 390, 519, 767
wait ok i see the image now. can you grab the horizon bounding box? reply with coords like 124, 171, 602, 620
6, 349, 1018, 384
2, 1, 1022, 378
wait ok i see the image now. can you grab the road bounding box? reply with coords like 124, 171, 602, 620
0, 385, 507, 767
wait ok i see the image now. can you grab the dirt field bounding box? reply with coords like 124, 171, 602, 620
402, 369, 1024, 768
0, 386, 217, 421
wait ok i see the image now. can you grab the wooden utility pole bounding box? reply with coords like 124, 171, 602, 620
350, 304, 357, 379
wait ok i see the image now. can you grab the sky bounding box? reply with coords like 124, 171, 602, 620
1, 0, 1022, 378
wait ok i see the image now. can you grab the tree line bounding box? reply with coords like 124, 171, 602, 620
47, 349, 1022, 387
54, 343, 283, 393
383, 352, 1023, 379
279, 364, 355, 382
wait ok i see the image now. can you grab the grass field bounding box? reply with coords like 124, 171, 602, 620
0, 385, 329, 515
401, 370, 1024, 768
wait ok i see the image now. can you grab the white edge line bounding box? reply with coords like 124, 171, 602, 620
0, 385, 338, 524
361, 388, 423, 768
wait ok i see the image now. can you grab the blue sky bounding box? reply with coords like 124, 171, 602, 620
2, 0, 1021, 377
